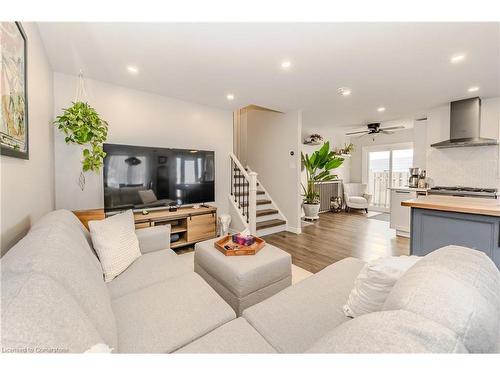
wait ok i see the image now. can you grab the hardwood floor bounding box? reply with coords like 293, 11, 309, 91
262, 211, 409, 274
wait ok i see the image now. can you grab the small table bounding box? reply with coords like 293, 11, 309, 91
194, 238, 292, 315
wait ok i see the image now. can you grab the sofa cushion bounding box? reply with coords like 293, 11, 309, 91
383, 245, 500, 353
1, 210, 118, 348
307, 310, 467, 353
107, 249, 193, 299
112, 273, 236, 353
1, 271, 105, 353
135, 225, 171, 254
349, 196, 368, 205
175, 318, 276, 353
30, 209, 101, 269
242, 257, 365, 353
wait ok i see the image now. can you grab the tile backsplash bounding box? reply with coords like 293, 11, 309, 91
427, 146, 499, 189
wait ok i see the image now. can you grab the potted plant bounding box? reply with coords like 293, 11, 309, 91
301, 141, 344, 219
303, 133, 324, 145
54, 101, 108, 172
334, 142, 354, 156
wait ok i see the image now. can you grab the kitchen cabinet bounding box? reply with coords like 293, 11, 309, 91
409, 208, 500, 268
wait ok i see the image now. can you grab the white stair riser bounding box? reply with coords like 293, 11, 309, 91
256, 224, 287, 237
256, 213, 280, 222
256, 203, 274, 210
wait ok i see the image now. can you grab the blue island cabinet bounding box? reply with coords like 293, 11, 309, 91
410, 208, 500, 268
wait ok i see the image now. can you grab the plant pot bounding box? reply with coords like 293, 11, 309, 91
303, 203, 320, 220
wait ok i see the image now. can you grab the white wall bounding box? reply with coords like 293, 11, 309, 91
425, 97, 500, 189
246, 109, 302, 232
1, 23, 55, 255
53, 73, 233, 214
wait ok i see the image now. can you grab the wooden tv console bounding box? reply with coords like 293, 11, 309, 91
73, 205, 217, 249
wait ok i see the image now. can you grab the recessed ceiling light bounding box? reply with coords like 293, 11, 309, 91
337, 87, 352, 97
281, 60, 292, 69
450, 54, 466, 64
468, 86, 480, 92
377, 107, 386, 112
127, 65, 139, 74
226, 94, 235, 101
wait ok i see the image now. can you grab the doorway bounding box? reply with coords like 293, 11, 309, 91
362, 143, 413, 211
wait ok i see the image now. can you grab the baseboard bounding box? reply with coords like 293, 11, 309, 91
286, 225, 302, 234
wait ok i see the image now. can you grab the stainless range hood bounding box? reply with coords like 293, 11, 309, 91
430, 97, 498, 149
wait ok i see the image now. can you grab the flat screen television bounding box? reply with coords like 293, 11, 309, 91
103, 143, 215, 213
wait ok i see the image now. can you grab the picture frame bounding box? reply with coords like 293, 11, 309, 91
1, 21, 29, 159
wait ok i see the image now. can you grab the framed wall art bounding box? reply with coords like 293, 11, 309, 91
1, 21, 28, 159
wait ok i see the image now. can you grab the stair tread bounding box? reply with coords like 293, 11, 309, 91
256, 219, 286, 230
256, 209, 279, 217
241, 199, 272, 206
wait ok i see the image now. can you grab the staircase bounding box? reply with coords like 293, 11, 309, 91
229, 153, 287, 236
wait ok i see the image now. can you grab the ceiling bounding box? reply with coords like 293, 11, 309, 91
38, 22, 500, 129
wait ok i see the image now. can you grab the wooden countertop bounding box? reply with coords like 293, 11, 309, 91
401, 195, 500, 217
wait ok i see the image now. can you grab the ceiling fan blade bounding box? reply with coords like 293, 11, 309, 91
381, 130, 395, 134
380, 125, 405, 131
357, 133, 372, 138
346, 130, 369, 135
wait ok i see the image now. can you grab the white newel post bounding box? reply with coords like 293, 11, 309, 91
248, 171, 258, 235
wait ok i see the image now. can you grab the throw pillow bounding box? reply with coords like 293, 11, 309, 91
89, 210, 141, 282
343, 255, 420, 318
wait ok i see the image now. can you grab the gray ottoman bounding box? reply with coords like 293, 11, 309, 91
194, 238, 292, 316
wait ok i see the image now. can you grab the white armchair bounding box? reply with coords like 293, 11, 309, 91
343, 183, 372, 213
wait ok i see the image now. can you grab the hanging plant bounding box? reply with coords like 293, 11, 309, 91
54, 101, 108, 172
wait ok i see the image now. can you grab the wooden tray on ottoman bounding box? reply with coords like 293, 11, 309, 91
214, 235, 266, 256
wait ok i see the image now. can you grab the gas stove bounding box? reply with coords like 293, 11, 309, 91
428, 186, 498, 199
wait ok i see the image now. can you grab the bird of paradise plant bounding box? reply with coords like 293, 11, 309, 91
301, 141, 345, 204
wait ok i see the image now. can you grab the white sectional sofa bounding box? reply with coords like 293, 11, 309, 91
1, 210, 235, 353
1, 210, 499, 353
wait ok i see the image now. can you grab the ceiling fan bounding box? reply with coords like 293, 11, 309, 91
345, 123, 405, 137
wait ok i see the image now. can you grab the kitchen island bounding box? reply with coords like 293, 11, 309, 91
402, 195, 500, 268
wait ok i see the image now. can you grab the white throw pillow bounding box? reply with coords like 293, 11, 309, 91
89, 210, 141, 282
343, 255, 420, 318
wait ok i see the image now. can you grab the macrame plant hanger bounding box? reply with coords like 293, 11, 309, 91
75, 70, 87, 191
75, 69, 87, 103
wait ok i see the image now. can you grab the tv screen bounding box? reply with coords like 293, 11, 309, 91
103, 143, 215, 212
